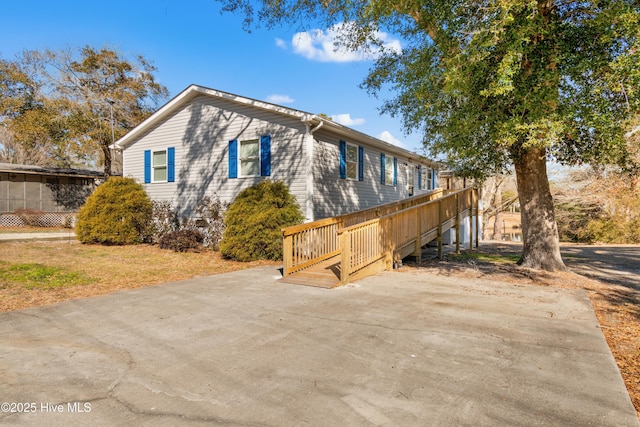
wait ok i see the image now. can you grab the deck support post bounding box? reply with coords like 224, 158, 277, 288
469, 189, 474, 250
474, 187, 480, 248
455, 193, 460, 254
413, 205, 423, 262
283, 232, 292, 277
384, 216, 393, 270
437, 200, 443, 260
339, 230, 350, 285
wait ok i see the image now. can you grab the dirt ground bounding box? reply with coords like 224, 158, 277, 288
0, 240, 277, 313
402, 241, 640, 419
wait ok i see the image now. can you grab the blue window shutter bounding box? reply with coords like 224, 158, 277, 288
433, 169, 438, 188
339, 140, 346, 179
393, 157, 398, 187
144, 150, 151, 183
228, 140, 238, 179
358, 146, 364, 181
167, 147, 175, 182
418, 165, 422, 189
260, 135, 271, 176
380, 153, 385, 184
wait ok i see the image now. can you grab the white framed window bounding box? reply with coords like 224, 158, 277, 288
407, 166, 414, 196
346, 142, 358, 180
385, 155, 394, 186
421, 168, 434, 190
152, 150, 167, 182
240, 139, 260, 177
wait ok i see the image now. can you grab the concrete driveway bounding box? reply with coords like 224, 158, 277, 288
0, 266, 638, 426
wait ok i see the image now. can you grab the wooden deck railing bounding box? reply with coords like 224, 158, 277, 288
282, 189, 444, 276
282, 187, 478, 284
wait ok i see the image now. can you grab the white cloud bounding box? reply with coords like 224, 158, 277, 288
291, 22, 401, 63
332, 113, 366, 126
275, 37, 287, 49
378, 131, 406, 148
266, 94, 295, 104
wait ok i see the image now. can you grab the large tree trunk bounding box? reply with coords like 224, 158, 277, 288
514, 147, 565, 271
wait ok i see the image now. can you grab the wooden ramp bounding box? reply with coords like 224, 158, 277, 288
279, 256, 341, 289
281, 188, 479, 288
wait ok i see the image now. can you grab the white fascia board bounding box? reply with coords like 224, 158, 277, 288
314, 118, 437, 167
195, 86, 310, 120
115, 83, 438, 168
115, 84, 200, 149
115, 84, 312, 150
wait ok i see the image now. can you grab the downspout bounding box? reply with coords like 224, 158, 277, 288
303, 119, 324, 222
309, 121, 324, 135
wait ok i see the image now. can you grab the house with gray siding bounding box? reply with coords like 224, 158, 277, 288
116, 85, 440, 222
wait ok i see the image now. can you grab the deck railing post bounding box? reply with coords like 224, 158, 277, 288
384, 216, 393, 270
455, 193, 460, 253
474, 187, 480, 248
469, 189, 474, 250
437, 199, 443, 260
413, 206, 423, 262
340, 229, 350, 285
283, 232, 292, 276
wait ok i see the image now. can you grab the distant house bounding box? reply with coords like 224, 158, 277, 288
116, 84, 440, 222
0, 163, 102, 213
0, 163, 102, 227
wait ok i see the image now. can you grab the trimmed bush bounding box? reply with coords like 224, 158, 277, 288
220, 180, 304, 261
76, 177, 152, 245
159, 229, 205, 252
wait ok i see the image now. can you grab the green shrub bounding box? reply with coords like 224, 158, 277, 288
585, 214, 640, 244
76, 177, 152, 245
159, 229, 204, 252
220, 180, 304, 261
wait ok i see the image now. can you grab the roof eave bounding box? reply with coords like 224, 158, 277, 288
115, 84, 312, 150
310, 118, 437, 167
115, 84, 201, 150
115, 84, 438, 168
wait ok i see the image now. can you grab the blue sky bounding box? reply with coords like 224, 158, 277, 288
1, 0, 426, 153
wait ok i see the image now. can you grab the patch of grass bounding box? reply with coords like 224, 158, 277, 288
0, 262, 92, 290
0, 241, 278, 312
447, 251, 521, 264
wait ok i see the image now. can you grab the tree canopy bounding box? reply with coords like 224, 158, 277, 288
218, 0, 640, 270
0, 46, 168, 174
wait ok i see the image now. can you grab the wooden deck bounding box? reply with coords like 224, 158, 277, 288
281, 188, 479, 287
279, 255, 341, 288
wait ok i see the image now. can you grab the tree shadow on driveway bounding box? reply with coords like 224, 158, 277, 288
407, 241, 640, 321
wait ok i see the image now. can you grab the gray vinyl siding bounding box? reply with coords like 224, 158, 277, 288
310, 129, 437, 220
123, 94, 308, 217
311, 130, 413, 219
122, 89, 439, 222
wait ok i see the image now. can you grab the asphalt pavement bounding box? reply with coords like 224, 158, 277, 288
0, 265, 637, 426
